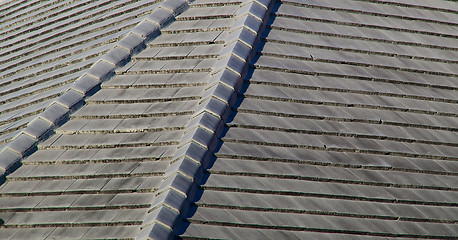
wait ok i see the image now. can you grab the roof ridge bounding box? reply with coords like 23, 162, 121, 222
0, 0, 191, 184
135, 0, 275, 238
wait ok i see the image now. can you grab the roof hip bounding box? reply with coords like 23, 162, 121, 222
135, 0, 276, 238
0, 0, 191, 184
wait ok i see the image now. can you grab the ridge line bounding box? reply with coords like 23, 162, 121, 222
135, 0, 275, 239
0, 0, 190, 185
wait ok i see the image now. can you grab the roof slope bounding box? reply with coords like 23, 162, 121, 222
0, 0, 236, 238
0, 0, 457, 239
178, 0, 458, 239
0, 0, 161, 145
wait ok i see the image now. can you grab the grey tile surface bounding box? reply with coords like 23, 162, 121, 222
9, 228, 55, 240
0, 0, 211, 238
0, 0, 161, 152
81, 226, 141, 239
45, 227, 91, 240
178, 0, 458, 238
1, 0, 457, 239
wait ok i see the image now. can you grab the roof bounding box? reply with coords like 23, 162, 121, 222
0, 0, 457, 239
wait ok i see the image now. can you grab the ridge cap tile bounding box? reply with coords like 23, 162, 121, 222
0, 0, 192, 184
100, 47, 132, 67
141, 206, 179, 231
160, 0, 190, 14
22, 117, 53, 141
55, 89, 84, 109
139, 219, 174, 240
40, 103, 70, 125
179, 126, 215, 149
233, 13, 264, 33
195, 97, 230, 119
172, 142, 210, 164
70, 74, 102, 95
118, 33, 147, 54
0, 148, 22, 173
252, 0, 270, 8
86, 60, 116, 81
187, 112, 221, 133
149, 188, 190, 214
207, 69, 243, 91
226, 26, 257, 47
164, 157, 203, 180
146, 7, 177, 27
157, 172, 197, 198
213, 55, 246, 75
201, 83, 237, 106
221, 40, 253, 60
132, 20, 162, 40
7, 133, 36, 156
237, 1, 266, 20
139, 0, 275, 238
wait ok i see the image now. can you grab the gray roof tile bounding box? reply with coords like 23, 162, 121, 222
99, 47, 131, 67
0, 196, 45, 209
86, 60, 115, 81
160, 0, 189, 14
136, 221, 174, 240
9, 228, 55, 240
1, 0, 457, 239
0, 148, 22, 173
6, 133, 36, 157
0, 1, 202, 237
146, 7, 176, 27
132, 20, 161, 40
44, 227, 91, 240
226, 26, 257, 46
36, 195, 81, 208
118, 33, 146, 54
181, 4, 239, 18
24, 117, 52, 139
55, 89, 84, 110
208, 68, 243, 91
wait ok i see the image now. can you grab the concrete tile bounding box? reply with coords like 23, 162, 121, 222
81, 226, 139, 239
71, 74, 101, 95
133, 20, 161, 40
66, 179, 109, 191
147, 7, 176, 27
10, 228, 55, 240
45, 227, 91, 240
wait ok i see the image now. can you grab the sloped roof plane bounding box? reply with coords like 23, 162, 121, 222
0, 0, 457, 239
